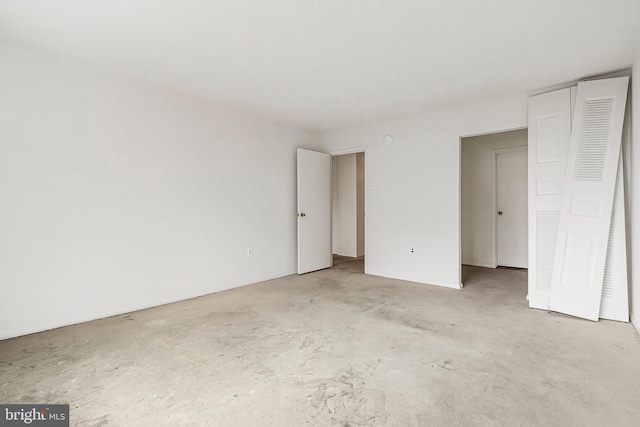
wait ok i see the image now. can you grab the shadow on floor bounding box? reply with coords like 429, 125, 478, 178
332, 255, 364, 273
461, 264, 528, 293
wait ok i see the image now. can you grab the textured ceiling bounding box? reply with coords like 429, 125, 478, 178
1, 1, 639, 133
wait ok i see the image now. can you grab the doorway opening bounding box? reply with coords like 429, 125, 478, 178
460, 129, 528, 287
331, 151, 365, 274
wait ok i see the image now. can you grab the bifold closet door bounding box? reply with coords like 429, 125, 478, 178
548, 77, 629, 321
528, 78, 629, 322
598, 155, 629, 322
527, 88, 572, 310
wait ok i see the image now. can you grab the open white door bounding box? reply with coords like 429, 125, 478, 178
549, 77, 629, 321
297, 148, 331, 274
527, 88, 572, 310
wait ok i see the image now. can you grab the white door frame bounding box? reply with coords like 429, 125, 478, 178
330, 146, 368, 274
458, 127, 527, 287
493, 146, 528, 267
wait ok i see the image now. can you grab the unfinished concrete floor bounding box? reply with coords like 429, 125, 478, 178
2, 258, 640, 426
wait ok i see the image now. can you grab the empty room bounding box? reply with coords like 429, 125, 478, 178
2, 1, 640, 426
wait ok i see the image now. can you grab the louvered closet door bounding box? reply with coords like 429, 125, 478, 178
527, 88, 571, 310
598, 155, 629, 321
549, 77, 629, 321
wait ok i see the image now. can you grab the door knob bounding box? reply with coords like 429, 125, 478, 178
498, 211, 503, 216
299, 213, 306, 217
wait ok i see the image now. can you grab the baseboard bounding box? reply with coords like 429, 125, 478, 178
334, 252, 358, 258
632, 312, 640, 336
461, 262, 496, 269
367, 270, 462, 290
0, 289, 232, 341
0, 271, 295, 340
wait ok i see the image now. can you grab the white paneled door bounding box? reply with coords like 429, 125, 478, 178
549, 77, 629, 321
497, 149, 528, 268
527, 88, 572, 310
297, 148, 332, 274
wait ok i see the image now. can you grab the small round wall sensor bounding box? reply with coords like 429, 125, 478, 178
383, 135, 393, 145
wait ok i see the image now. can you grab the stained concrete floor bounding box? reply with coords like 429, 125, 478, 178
2, 258, 640, 426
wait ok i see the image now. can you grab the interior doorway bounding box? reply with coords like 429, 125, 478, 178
331, 151, 365, 273
460, 129, 528, 285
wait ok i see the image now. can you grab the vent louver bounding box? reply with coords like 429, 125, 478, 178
602, 213, 615, 298
574, 98, 614, 181
537, 211, 560, 290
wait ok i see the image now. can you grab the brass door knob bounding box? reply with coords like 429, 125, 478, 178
498, 211, 503, 216
299, 213, 306, 217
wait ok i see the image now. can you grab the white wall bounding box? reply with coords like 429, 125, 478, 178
461, 130, 527, 267
631, 58, 640, 333
356, 152, 365, 257
322, 95, 529, 288
0, 42, 321, 339
334, 154, 358, 256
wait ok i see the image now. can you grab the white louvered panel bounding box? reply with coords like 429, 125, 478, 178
598, 154, 629, 322
574, 98, 614, 181
536, 211, 560, 291
601, 213, 615, 298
